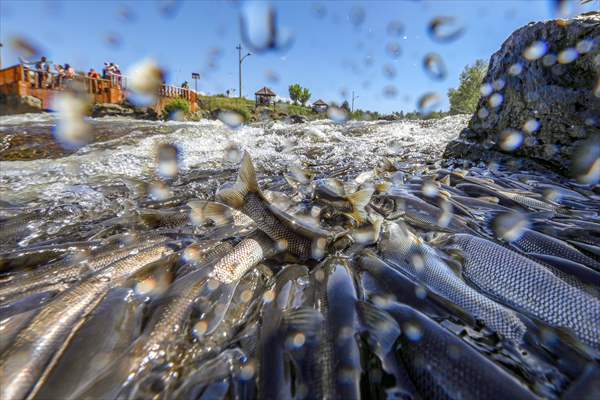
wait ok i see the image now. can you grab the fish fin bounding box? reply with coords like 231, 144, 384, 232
311, 237, 328, 259
188, 200, 233, 226
477, 196, 500, 204
346, 189, 374, 224
215, 152, 259, 209
443, 248, 464, 277
524, 319, 596, 359
282, 308, 324, 339
323, 178, 346, 196
438, 174, 451, 186
288, 165, 315, 185
356, 301, 400, 355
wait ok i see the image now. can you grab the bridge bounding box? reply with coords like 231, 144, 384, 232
0, 64, 199, 114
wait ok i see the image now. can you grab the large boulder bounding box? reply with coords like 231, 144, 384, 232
444, 12, 600, 175
0, 94, 44, 115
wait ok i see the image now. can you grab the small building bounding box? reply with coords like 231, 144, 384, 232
312, 99, 328, 113
255, 86, 276, 106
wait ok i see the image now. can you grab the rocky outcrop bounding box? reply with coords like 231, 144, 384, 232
91, 103, 158, 120
0, 94, 44, 115
444, 12, 600, 175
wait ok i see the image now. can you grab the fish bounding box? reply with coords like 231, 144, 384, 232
216, 152, 341, 259
72, 234, 273, 399
187, 199, 254, 228
447, 234, 600, 349
0, 243, 175, 400
313, 178, 374, 224
0, 236, 169, 304
290, 257, 362, 400
379, 221, 527, 343
257, 264, 320, 400
32, 287, 145, 399
360, 301, 536, 400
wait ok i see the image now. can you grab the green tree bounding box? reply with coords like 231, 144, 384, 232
447, 59, 488, 115
299, 87, 311, 106
289, 84, 302, 104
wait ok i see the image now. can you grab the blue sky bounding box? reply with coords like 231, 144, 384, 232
1, 0, 598, 113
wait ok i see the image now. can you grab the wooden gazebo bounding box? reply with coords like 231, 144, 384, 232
255, 86, 276, 106
312, 99, 328, 113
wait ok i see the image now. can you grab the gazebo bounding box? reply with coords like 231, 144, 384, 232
255, 86, 276, 106
312, 99, 328, 113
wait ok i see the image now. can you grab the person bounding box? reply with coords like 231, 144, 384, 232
181, 81, 189, 89
35, 56, 49, 88
54, 64, 65, 87
102, 62, 110, 79
88, 68, 101, 92
113, 64, 122, 86
64, 64, 75, 80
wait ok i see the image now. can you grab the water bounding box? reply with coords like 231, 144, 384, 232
1, 113, 599, 399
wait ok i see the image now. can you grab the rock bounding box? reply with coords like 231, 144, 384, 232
288, 114, 308, 124
91, 103, 158, 120
0, 94, 43, 115
444, 12, 600, 175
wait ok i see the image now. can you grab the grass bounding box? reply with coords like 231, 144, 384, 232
198, 95, 317, 122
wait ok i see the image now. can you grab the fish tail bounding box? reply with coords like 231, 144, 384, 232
346, 189, 374, 224
215, 152, 259, 209
188, 200, 232, 226
356, 301, 400, 355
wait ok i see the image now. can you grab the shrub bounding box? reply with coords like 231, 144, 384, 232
162, 97, 190, 119
447, 59, 488, 115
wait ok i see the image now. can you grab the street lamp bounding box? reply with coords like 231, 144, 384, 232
191, 72, 200, 92
236, 44, 251, 99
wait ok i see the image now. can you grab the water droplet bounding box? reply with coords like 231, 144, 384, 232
349, 6, 365, 27
480, 83, 493, 97
327, 107, 348, 123
386, 42, 402, 59
404, 322, 423, 341
508, 63, 523, 76
492, 79, 506, 91
193, 320, 208, 337
135, 278, 157, 295
421, 182, 438, 197
477, 107, 490, 119
576, 39, 593, 54
499, 129, 524, 152
240, 361, 256, 380
53, 91, 93, 150
523, 41, 548, 60
382, 63, 397, 79
415, 285, 427, 299
240, 289, 253, 303
265, 69, 280, 83
417, 92, 441, 116
427, 16, 464, 43
571, 136, 600, 184
387, 20, 404, 37
104, 32, 122, 48
158, 0, 180, 17
262, 289, 275, 303
523, 118, 541, 134
128, 58, 164, 99
218, 110, 244, 129
311, 3, 327, 19
422, 53, 447, 81
149, 181, 173, 201
9, 36, 43, 59
382, 85, 398, 98
156, 143, 180, 179
291, 332, 306, 348
557, 48, 578, 64
223, 142, 243, 163
488, 93, 503, 108
207, 279, 220, 291
276, 239, 289, 251
491, 211, 529, 242
240, 1, 294, 53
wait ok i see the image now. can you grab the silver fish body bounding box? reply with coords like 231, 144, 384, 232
451, 234, 600, 349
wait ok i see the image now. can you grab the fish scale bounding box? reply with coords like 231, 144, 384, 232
452, 234, 600, 349
380, 224, 527, 342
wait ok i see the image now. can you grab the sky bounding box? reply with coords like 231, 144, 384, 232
1, 0, 598, 113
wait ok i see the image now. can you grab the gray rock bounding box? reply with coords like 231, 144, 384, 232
0, 94, 43, 115
444, 12, 600, 176
91, 103, 158, 120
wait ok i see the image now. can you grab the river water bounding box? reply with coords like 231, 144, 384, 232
1, 113, 599, 399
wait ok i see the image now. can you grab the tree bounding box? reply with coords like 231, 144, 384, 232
341, 100, 350, 112
289, 84, 302, 104
447, 59, 488, 115
299, 88, 311, 105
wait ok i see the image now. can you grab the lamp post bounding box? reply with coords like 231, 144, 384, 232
351, 91, 359, 113
191, 72, 200, 92
236, 44, 251, 99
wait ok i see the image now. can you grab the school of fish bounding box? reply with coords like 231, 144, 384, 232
1, 117, 600, 399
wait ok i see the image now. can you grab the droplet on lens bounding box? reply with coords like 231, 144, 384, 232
491, 211, 529, 242
523, 40, 548, 60
498, 129, 524, 152
349, 6, 366, 27
218, 110, 244, 129
423, 53, 447, 80
427, 16, 464, 43
557, 48, 578, 64
386, 42, 402, 59
240, 1, 294, 53
417, 92, 441, 116
387, 20, 404, 36
327, 107, 348, 123
383, 85, 398, 98
571, 136, 600, 184
523, 118, 540, 134
508, 63, 523, 76
488, 93, 503, 108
